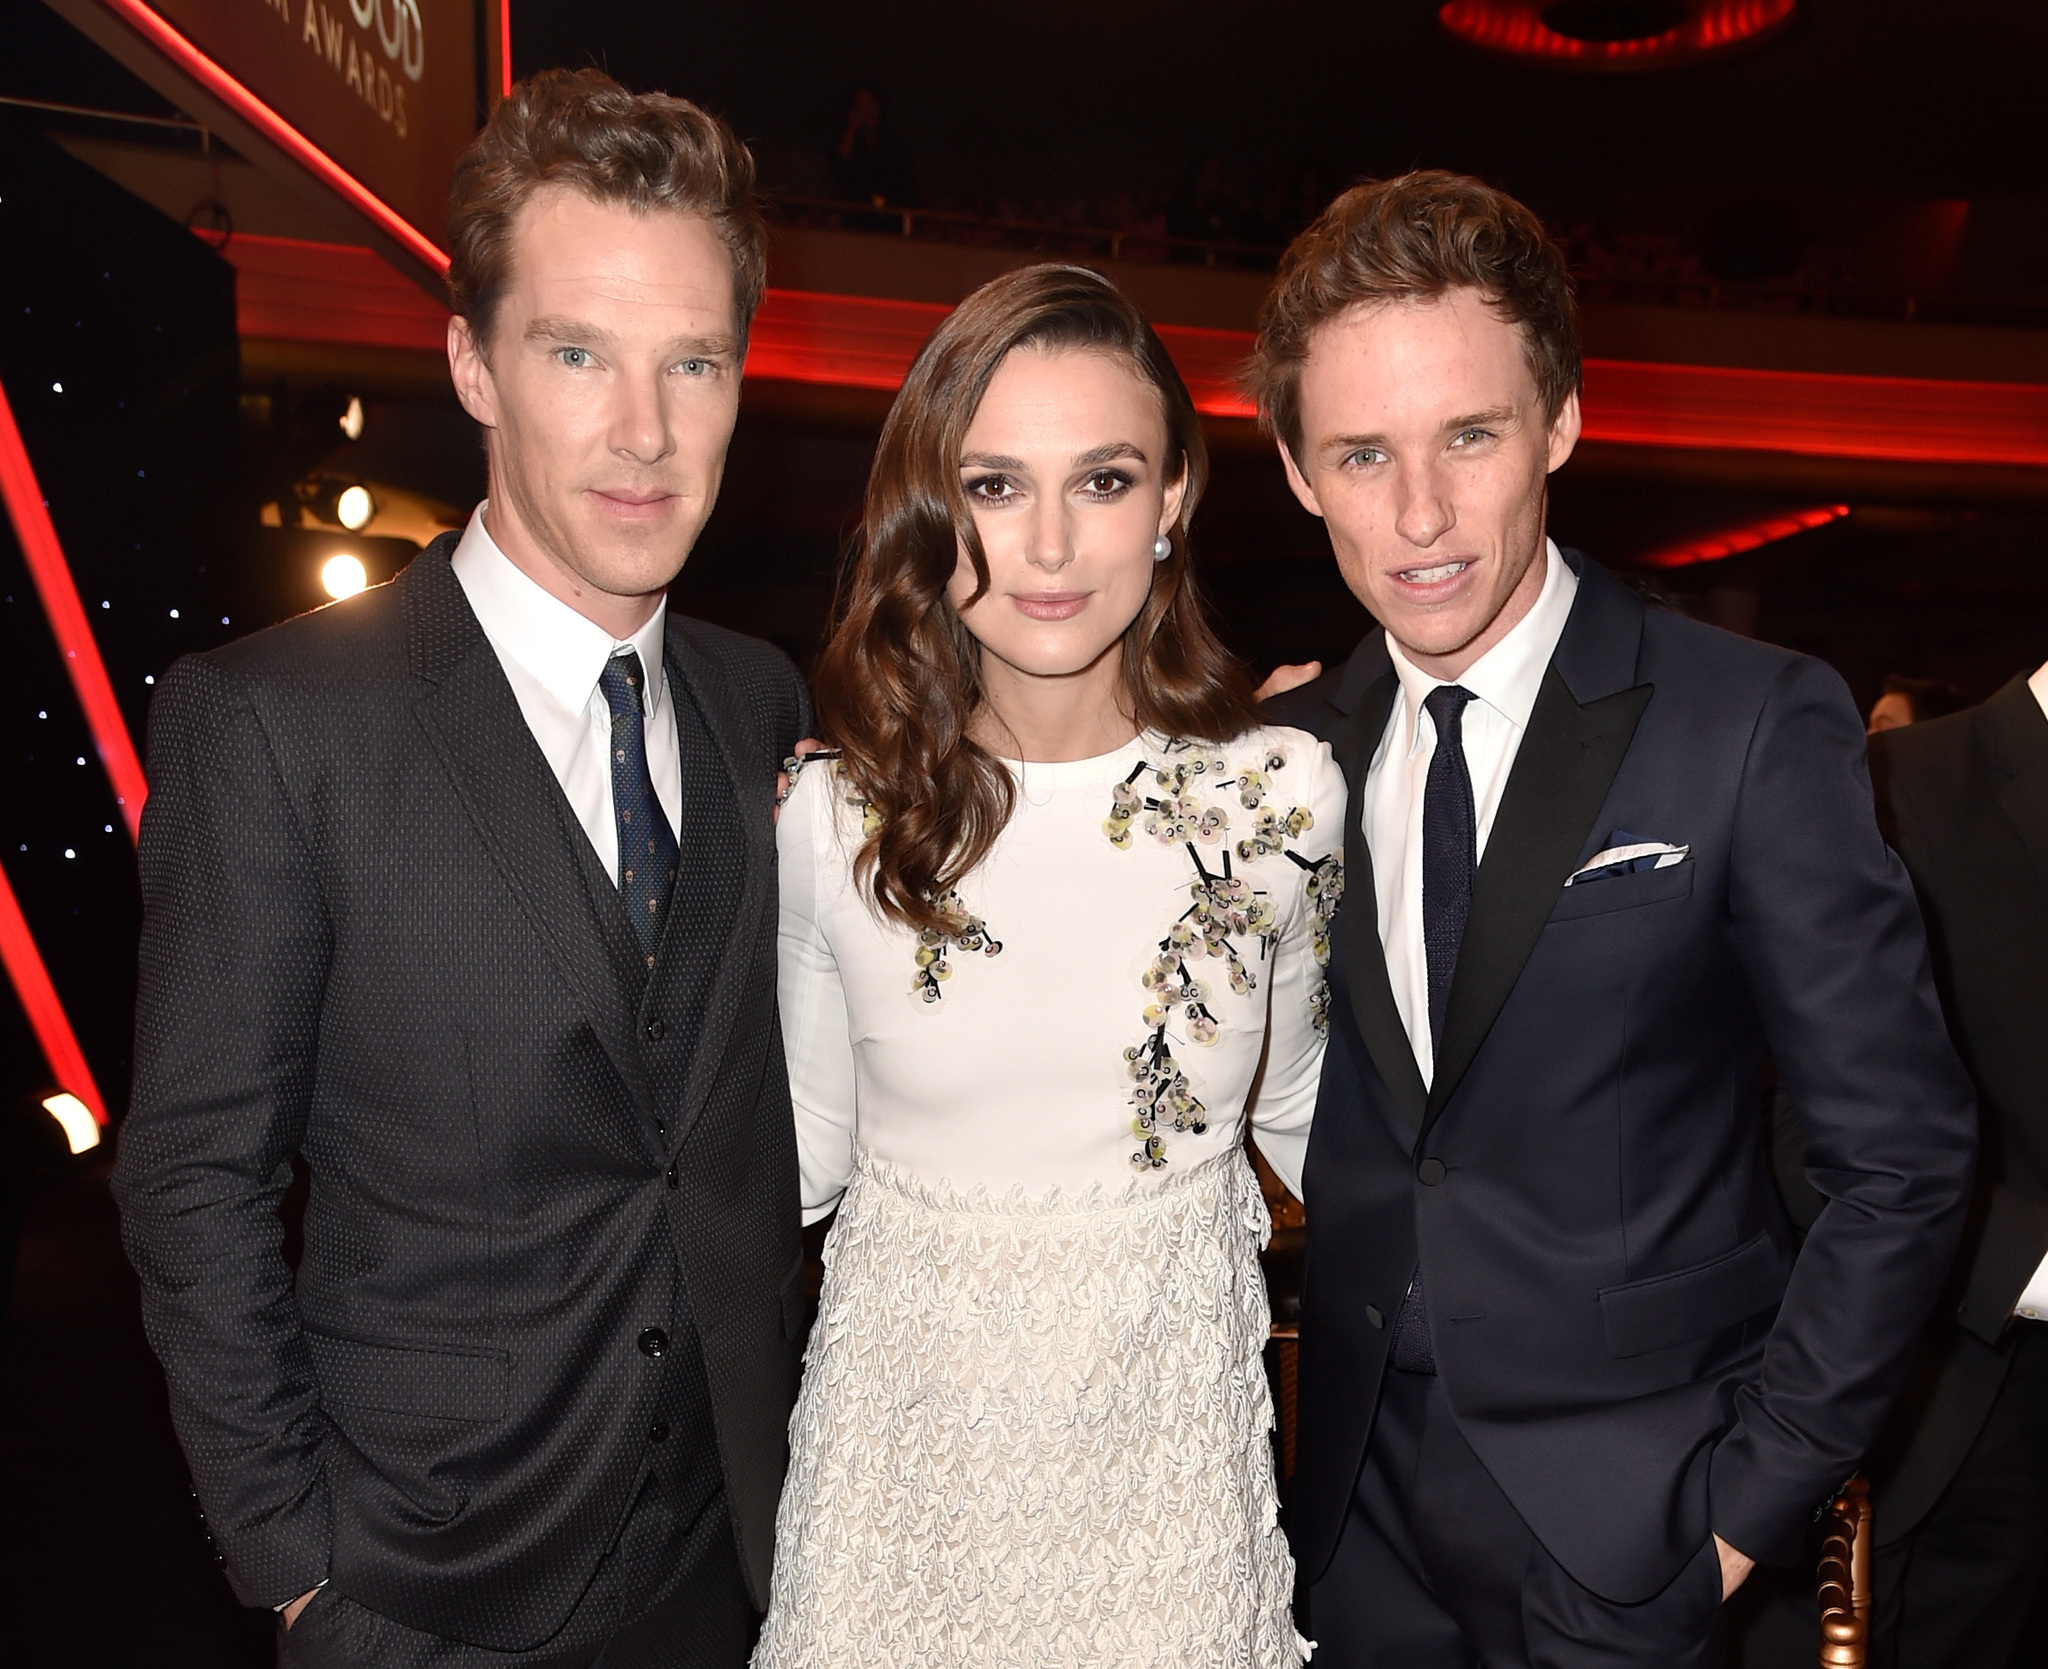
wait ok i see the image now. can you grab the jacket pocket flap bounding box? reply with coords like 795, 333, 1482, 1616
1550, 859, 1695, 922
1598, 1230, 1787, 1358
306, 1329, 510, 1423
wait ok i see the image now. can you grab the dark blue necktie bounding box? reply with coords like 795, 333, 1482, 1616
599, 651, 679, 968
1392, 682, 1477, 1375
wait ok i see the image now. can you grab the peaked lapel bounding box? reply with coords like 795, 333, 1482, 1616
1979, 674, 2048, 901
1423, 558, 1652, 1135
1332, 649, 1432, 1135
655, 620, 771, 1155
401, 541, 659, 1134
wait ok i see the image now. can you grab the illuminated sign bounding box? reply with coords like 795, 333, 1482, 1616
44, 0, 505, 284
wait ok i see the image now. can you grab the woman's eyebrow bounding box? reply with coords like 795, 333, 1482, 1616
1071, 441, 1147, 467
959, 451, 1026, 470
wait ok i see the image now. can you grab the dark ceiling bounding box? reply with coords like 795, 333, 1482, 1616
508, 0, 2047, 204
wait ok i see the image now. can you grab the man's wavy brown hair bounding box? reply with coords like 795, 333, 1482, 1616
1247, 169, 1580, 461
447, 68, 766, 353
814, 264, 1259, 934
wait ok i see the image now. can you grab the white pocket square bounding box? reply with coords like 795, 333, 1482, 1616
1565, 841, 1690, 886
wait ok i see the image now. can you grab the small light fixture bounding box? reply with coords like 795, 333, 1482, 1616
322, 553, 369, 599
335, 484, 376, 531
339, 396, 366, 440
43, 1092, 101, 1155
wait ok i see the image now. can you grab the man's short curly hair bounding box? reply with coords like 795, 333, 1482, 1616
1247, 170, 1580, 460
447, 68, 766, 353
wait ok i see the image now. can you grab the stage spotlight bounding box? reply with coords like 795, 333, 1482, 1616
43, 1092, 101, 1155
340, 396, 366, 440
322, 554, 369, 599
336, 484, 376, 530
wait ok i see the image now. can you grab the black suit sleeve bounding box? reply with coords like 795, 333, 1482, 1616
1709, 655, 1977, 1564
110, 655, 333, 1609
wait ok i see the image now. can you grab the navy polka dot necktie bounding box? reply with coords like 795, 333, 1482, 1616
1391, 681, 1477, 1378
599, 651, 679, 966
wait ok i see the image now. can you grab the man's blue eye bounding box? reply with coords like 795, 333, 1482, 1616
558, 347, 590, 368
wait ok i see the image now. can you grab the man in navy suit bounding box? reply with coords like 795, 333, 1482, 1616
1255, 171, 1977, 1667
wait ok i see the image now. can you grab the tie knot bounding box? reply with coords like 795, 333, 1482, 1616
599, 651, 647, 722
1423, 683, 1475, 742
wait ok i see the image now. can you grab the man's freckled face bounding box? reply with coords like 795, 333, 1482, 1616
1281, 289, 1579, 680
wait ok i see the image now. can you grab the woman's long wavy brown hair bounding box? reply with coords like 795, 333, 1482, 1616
813, 263, 1260, 934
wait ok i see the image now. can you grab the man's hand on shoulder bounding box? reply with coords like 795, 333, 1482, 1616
1714, 1533, 1755, 1600
776, 738, 822, 823
1255, 662, 1322, 704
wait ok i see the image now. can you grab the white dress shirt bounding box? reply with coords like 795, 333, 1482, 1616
449, 505, 681, 883
2011, 661, 2048, 1321
1363, 539, 1579, 1086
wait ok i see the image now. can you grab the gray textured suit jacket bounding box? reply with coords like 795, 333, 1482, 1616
112, 536, 811, 1649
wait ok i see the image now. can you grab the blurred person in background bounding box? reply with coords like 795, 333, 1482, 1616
1852, 657, 2048, 1668
1869, 672, 1966, 734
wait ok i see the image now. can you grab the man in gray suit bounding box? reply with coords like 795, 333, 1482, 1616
113, 71, 809, 1668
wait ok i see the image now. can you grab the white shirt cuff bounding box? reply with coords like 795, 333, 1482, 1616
2013, 1250, 2048, 1322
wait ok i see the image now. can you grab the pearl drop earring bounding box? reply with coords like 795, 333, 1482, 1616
1151, 535, 1172, 562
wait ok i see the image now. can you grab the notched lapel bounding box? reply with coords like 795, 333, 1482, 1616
403, 554, 658, 1126
1336, 669, 1430, 1134
1425, 666, 1652, 1130
658, 628, 772, 1153
1983, 678, 2048, 899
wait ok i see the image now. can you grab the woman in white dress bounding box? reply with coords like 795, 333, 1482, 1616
754, 263, 1345, 1667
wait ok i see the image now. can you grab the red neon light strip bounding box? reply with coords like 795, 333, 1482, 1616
499, 0, 513, 101
0, 856, 108, 1123
203, 234, 2048, 471
0, 375, 148, 842
1639, 503, 1852, 570
98, 0, 449, 276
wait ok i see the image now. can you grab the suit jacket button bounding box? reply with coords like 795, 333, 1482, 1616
1417, 1158, 1447, 1185
638, 1327, 669, 1359
644, 1018, 666, 1042
1366, 1304, 1384, 1329
648, 1421, 670, 1443
665, 1161, 679, 1189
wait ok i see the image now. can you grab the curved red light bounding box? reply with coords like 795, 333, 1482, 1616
1438, 1, 1797, 69
1638, 503, 1850, 569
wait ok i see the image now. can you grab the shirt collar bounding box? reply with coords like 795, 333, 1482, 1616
449, 503, 668, 717
1387, 538, 1578, 755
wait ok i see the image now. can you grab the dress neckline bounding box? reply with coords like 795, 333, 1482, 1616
999, 729, 1159, 790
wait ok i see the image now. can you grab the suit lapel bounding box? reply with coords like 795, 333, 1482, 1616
1423, 558, 1653, 1134
1981, 675, 2048, 898
1424, 669, 1651, 1130
656, 623, 771, 1153
402, 544, 658, 1129
1335, 668, 1431, 1134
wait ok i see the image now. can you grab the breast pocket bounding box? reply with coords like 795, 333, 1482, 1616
1550, 860, 1695, 922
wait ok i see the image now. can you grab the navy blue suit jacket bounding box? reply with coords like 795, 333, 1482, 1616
1266, 553, 1975, 1603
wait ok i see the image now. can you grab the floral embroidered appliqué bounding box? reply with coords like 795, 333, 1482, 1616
1107, 740, 1342, 1170
912, 893, 1003, 1003
791, 753, 997, 1002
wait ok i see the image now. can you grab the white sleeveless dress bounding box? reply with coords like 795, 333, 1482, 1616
754, 727, 1345, 1668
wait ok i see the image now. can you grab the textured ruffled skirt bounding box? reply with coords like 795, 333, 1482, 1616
752, 1144, 1309, 1668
